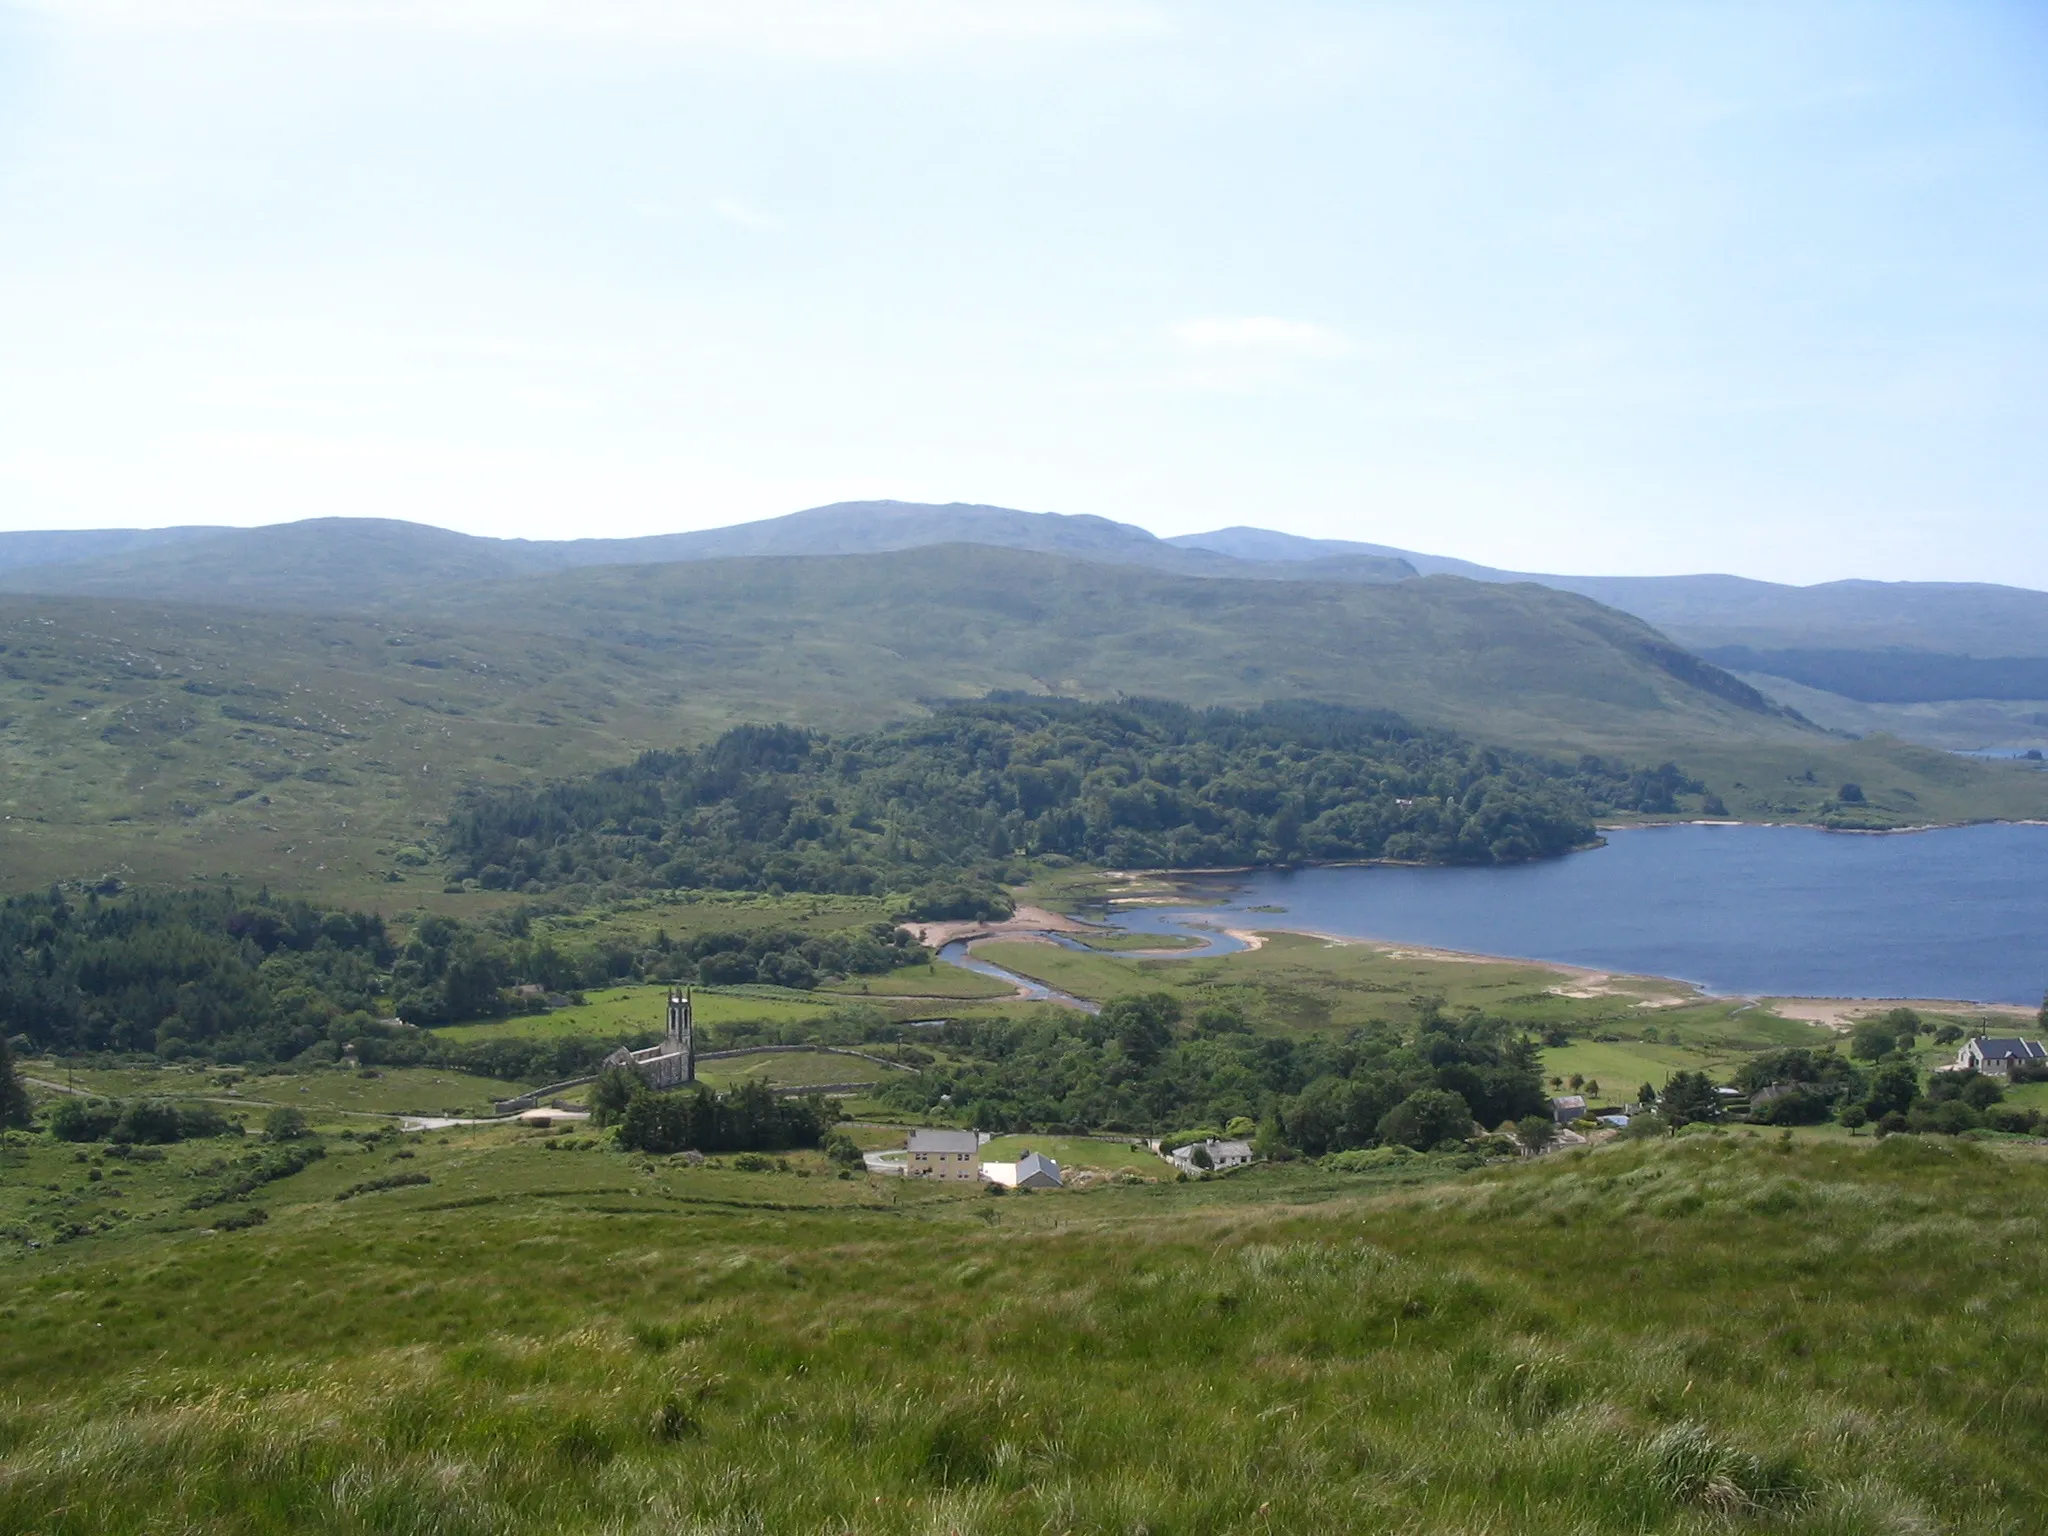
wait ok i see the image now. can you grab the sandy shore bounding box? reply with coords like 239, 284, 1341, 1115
909, 904, 1101, 950
923, 897, 2035, 1028
1229, 928, 2033, 1022
1766, 997, 2036, 1029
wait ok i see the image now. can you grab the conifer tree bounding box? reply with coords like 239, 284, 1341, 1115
0, 1030, 32, 1129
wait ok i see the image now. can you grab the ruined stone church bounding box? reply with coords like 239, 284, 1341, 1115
602, 988, 695, 1090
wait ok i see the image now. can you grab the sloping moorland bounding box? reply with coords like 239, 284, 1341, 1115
5, 540, 2043, 899
2, 1124, 2045, 1535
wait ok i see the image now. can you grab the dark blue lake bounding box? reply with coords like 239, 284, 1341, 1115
1104, 822, 2048, 1004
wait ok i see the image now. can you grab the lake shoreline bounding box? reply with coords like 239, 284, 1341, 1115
1092, 816, 2048, 895
947, 909, 2036, 1023
1233, 926, 2037, 1020
1058, 829, 2048, 1017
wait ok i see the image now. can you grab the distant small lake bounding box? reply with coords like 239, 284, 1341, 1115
1095, 823, 2048, 1005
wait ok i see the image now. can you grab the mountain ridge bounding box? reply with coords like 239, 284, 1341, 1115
7, 501, 2048, 751
7, 502, 2044, 660
0, 504, 1415, 610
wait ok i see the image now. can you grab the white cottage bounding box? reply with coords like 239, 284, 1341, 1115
1168, 1138, 1254, 1174
1955, 1037, 2048, 1078
982, 1150, 1062, 1189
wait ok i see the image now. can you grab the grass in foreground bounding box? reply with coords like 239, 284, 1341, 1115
4, 1130, 2047, 1532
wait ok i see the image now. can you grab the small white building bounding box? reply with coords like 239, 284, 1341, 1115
1955, 1037, 2048, 1078
1167, 1138, 1254, 1175
982, 1150, 1062, 1189
905, 1128, 982, 1181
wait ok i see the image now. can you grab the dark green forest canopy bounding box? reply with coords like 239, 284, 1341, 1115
876, 992, 1548, 1142
0, 886, 391, 1061
446, 696, 1704, 899
0, 885, 920, 1064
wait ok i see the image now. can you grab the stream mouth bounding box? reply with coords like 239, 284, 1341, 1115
933, 910, 1253, 1009
936, 940, 1100, 1012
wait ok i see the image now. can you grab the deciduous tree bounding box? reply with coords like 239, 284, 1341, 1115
1377, 1087, 1474, 1151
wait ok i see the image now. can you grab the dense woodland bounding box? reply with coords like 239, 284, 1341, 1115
874, 992, 1549, 1147
447, 696, 1710, 903
0, 886, 922, 1064
0, 887, 391, 1062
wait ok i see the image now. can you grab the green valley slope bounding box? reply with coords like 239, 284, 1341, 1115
3, 544, 2043, 897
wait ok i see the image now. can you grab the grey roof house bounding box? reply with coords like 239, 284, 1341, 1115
983, 1150, 1063, 1189
1956, 1037, 2048, 1077
905, 1128, 983, 1181
1167, 1138, 1253, 1174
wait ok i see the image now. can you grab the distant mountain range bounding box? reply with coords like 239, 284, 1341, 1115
0, 504, 1415, 609
8, 500, 2046, 664
2, 500, 2044, 896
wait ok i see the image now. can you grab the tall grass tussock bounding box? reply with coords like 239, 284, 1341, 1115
4, 1133, 2046, 1532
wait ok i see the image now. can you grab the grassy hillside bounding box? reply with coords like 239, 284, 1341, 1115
4, 1117, 2046, 1532
1173, 526, 2048, 657
0, 519, 567, 610
0, 525, 226, 576
1593, 576, 2048, 657
425, 548, 1796, 748
0, 593, 743, 899
5, 545, 2045, 896
18, 508, 2048, 660
1725, 672, 2048, 753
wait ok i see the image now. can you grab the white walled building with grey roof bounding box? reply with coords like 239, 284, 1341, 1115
982, 1150, 1062, 1189
1955, 1036, 2048, 1077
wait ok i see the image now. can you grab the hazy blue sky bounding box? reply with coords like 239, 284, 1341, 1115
1, 1, 2044, 585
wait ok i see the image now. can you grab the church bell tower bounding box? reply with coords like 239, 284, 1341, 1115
667, 987, 695, 1083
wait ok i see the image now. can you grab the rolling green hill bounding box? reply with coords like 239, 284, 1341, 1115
0, 504, 1412, 611
13, 504, 2048, 756
1173, 526, 2048, 657
1172, 525, 2048, 741
3, 542, 2043, 898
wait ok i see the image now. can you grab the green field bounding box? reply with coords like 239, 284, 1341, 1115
976, 1133, 1165, 1180
6, 1114, 2048, 1532
1060, 929, 1208, 952
820, 961, 1018, 999
971, 931, 1820, 1042
695, 1049, 905, 1090
14, 1060, 533, 1120
1537, 1040, 1726, 1094
430, 985, 842, 1046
